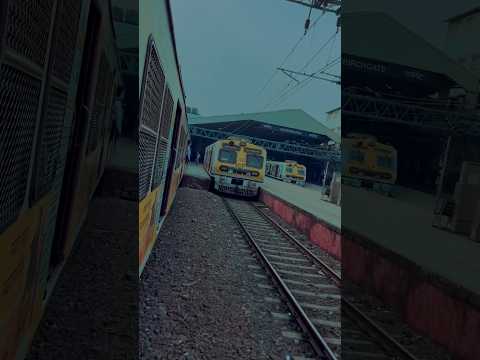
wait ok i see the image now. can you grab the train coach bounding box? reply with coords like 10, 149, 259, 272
342, 133, 398, 196
203, 137, 267, 198
266, 160, 307, 186
138, 0, 190, 274
0, 1, 121, 358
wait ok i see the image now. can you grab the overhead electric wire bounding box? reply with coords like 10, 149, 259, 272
266, 57, 340, 109
261, 31, 338, 111
255, 11, 327, 102
263, 55, 340, 110
325, 27, 338, 64
255, 35, 305, 99
298, 31, 337, 73
273, 61, 340, 108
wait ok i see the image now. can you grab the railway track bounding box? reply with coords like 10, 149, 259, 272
223, 197, 419, 360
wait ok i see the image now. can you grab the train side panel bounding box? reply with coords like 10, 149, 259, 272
0, 1, 120, 359
266, 160, 306, 186
343, 137, 397, 185
138, 0, 188, 274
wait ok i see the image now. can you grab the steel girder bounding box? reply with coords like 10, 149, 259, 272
189, 125, 341, 163
342, 91, 480, 135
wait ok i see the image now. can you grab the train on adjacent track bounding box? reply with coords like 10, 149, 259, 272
0, 1, 190, 358
203, 137, 267, 198
138, 0, 190, 274
342, 133, 398, 195
0, 1, 121, 359
266, 160, 307, 186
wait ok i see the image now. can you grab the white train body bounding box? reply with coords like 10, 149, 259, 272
266, 160, 306, 186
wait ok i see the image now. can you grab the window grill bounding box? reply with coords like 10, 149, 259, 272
139, 129, 156, 200
51, 0, 83, 83
140, 40, 165, 133
0, 64, 42, 231
5, 0, 54, 67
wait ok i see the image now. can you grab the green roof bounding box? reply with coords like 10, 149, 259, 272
189, 109, 340, 143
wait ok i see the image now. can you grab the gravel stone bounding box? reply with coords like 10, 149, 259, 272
140, 188, 315, 359
26, 197, 138, 359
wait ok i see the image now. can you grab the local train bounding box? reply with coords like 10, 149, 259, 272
342, 133, 398, 195
138, 0, 190, 274
203, 137, 267, 198
0, 1, 121, 359
266, 160, 307, 186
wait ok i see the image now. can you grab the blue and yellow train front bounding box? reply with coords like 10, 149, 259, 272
210, 140, 266, 197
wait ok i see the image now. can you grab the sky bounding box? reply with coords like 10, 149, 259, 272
170, 0, 341, 127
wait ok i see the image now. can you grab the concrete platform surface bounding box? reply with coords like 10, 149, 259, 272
184, 163, 210, 180
343, 185, 480, 296
261, 177, 341, 229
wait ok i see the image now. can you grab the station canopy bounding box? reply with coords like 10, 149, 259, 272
342, 11, 479, 95
189, 109, 340, 145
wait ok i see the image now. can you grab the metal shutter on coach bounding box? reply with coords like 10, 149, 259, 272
139, 36, 167, 200
0, 0, 56, 231
5, 0, 55, 67
151, 87, 173, 189
32, 0, 83, 207
30, 0, 84, 289
50, 0, 82, 83
0, 65, 42, 232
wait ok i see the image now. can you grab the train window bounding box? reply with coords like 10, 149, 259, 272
298, 169, 305, 175
286, 167, 293, 173
377, 155, 393, 169
219, 149, 236, 164
350, 150, 365, 162
247, 154, 263, 169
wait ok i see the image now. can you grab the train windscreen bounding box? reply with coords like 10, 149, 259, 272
246, 154, 264, 169
219, 149, 237, 164
349, 149, 365, 162
377, 155, 394, 169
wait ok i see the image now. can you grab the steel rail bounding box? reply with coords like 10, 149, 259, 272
223, 198, 338, 360
252, 203, 341, 285
253, 203, 420, 360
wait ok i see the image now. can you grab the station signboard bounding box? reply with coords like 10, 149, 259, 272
342, 54, 453, 91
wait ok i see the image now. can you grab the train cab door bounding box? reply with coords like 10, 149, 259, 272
160, 104, 182, 216
48, 3, 101, 273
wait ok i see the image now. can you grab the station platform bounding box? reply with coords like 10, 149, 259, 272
184, 163, 210, 180
262, 178, 340, 230
182, 165, 342, 258
342, 184, 480, 360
